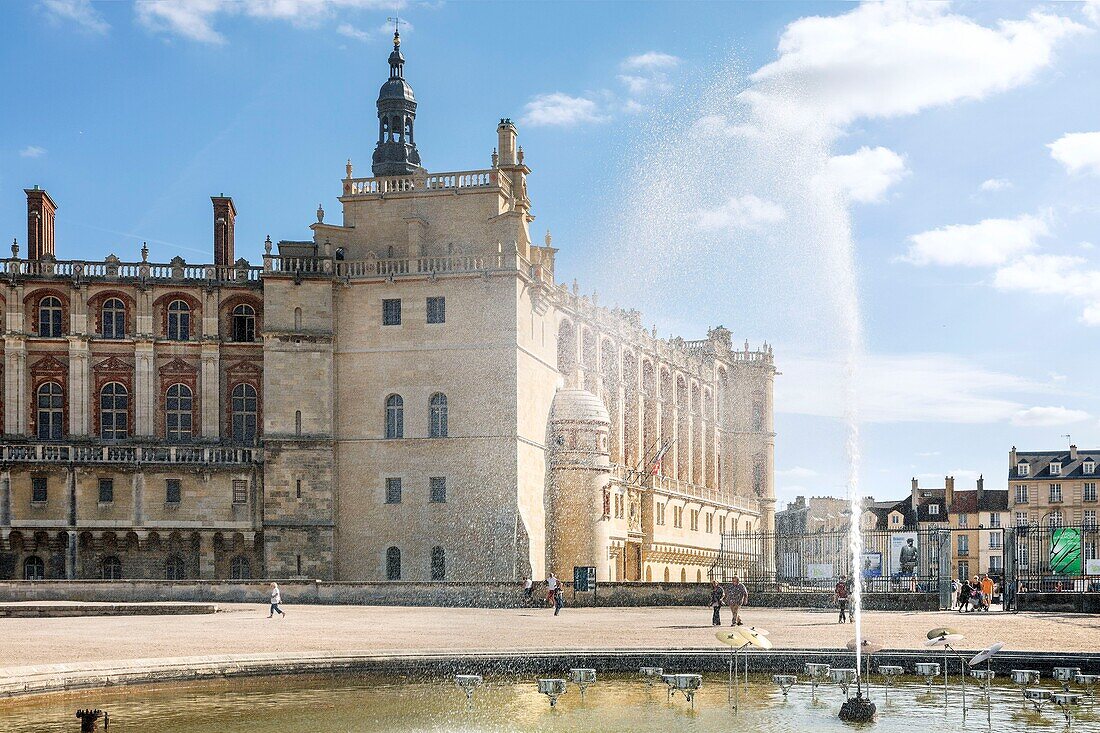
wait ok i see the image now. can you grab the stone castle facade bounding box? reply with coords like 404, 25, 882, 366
0, 33, 776, 583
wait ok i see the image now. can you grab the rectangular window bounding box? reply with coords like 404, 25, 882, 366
165, 478, 181, 504
958, 514, 968, 527
31, 476, 47, 504
296, 479, 302, 499
1050, 462, 1061, 476
1017, 463, 1029, 477
1015, 511, 1029, 526
989, 555, 1003, 572
989, 513, 1001, 528
426, 296, 445, 324
232, 479, 248, 505
98, 478, 114, 504
989, 532, 1002, 549
382, 299, 402, 326
1050, 483, 1063, 503
1014, 484, 1029, 504
958, 561, 969, 579
957, 535, 969, 556
1085, 510, 1097, 530
1018, 546, 1030, 569
385, 477, 402, 504
1085, 541, 1097, 561
1085, 482, 1098, 502
1084, 461, 1096, 475
429, 476, 446, 503
928, 504, 939, 516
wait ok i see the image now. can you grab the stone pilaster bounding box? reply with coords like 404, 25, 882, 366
134, 341, 155, 436
201, 345, 220, 438
68, 338, 91, 436
4, 338, 26, 435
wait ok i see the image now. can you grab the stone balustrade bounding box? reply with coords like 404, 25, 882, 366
0, 442, 257, 466
342, 168, 512, 198
611, 464, 758, 514
264, 253, 509, 279
2, 257, 261, 285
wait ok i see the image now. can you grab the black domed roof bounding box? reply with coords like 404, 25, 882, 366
378, 77, 415, 103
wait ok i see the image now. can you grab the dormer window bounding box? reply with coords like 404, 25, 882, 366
1050, 462, 1061, 476
1084, 461, 1095, 475
929, 504, 939, 516
1017, 462, 1030, 477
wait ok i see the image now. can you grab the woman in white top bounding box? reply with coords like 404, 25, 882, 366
268, 582, 286, 618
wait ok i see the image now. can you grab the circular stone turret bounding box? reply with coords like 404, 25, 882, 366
546, 389, 613, 582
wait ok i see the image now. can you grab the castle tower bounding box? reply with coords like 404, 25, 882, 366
372, 29, 424, 177
25, 186, 57, 260
546, 389, 613, 580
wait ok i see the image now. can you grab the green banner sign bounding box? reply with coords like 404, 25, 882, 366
1050, 527, 1082, 575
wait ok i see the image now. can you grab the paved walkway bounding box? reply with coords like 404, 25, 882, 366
1, 603, 1096, 669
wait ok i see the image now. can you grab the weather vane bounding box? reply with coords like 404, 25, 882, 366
388, 14, 407, 36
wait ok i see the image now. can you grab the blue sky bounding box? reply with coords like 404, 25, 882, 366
3, 1, 1100, 509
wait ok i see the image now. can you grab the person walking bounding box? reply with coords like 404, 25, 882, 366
553, 582, 565, 616
267, 582, 285, 618
523, 576, 534, 601
834, 574, 851, 623
957, 577, 971, 612
709, 579, 725, 626
545, 573, 559, 607
726, 575, 748, 626
980, 574, 994, 611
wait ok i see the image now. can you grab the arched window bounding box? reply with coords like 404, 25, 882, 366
230, 556, 251, 580
386, 546, 401, 580
165, 384, 193, 441
295, 410, 302, 435
231, 383, 258, 442
663, 567, 670, 582
101, 555, 122, 580
101, 298, 126, 339
680, 568, 686, 583
38, 296, 63, 337
100, 382, 129, 440
165, 554, 186, 580
167, 300, 190, 340
429, 393, 447, 438
293, 307, 302, 330
231, 303, 256, 342
36, 382, 64, 440
385, 394, 403, 439
23, 556, 45, 580
431, 546, 446, 581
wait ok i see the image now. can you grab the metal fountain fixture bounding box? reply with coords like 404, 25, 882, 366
662, 673, 703, 708
1054, 667, 1082, 692
716, 626, 771, 710
639, 666, 663, 687
1024, 688, 1052, 712
568, 668, 596, 696
804, 663, 831, 697
830, 668, 858, 697
915, 662, 941, 689
537, 678, 567, 708
1075, 673, 1100, 698
1052, 691, 1082, 725
1011, 669, 1040, 700
878, 665, 903, 700
925, 629, 968, 717
772, 674, 797, 698
967, 642, 1004, 703
454, 674, 483, 702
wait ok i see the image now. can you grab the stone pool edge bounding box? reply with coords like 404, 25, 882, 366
2, 648, 1098, 701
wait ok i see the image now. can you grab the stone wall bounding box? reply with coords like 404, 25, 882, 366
0, 580, 936, 610
1017, 592, 1100, 614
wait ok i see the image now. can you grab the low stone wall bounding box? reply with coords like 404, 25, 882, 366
0, 602, 217, 618
1018, 592, 1100, 614
0, 580, 936, 610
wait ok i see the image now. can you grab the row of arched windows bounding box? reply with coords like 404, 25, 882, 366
34, 381, 258, 442
384, 393, 447, 439
21, 554, 251, 580
34, 296, 257, 342
385, 546, 446, 581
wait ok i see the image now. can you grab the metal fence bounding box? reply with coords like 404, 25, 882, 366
713, 528, 945, 593
1014, 523, 1100, 593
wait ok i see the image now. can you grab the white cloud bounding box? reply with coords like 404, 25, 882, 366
916, 451, 941, 457
778, 466, 819, 479
695, 195, 786, 231
620, 51, 680, 71
992, 253, 1100, 325
336, 22, 370, 41
1048, 131, 1100, 176
19, 146, 47, 158
818, 146, 908, 204
136, 0, 394, 44
902, 213, 1049, 267
1085, 0, 1100, 26
741, 3, 1087, 134
979, 178, 1012, 191
1011, 406, 1091, 427
520, 93, 607, 128
39, 0, 110, 34
776, 351, 1062, 424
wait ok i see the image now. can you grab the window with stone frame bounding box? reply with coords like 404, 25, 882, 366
430, 546, 445, 580
232, 479, 248, 505
167, 299, 191, 340
230, 556, 251, 580
429, 476, 446, 503
385, 477, 402, 504
38, 296, 63, 337
165, 478, 182, 505
98, 478, 114, 504
231, 383, 258, 442
428, 393, 447, 438
1014, 484, 1029, 504
165, 554, 186, 580
386, 546, 401, 580
1085, 482, 1098, 502
385, 394, 404, 438
36, 381, 64, 440
426, 296, 445, 324
1015, 511, 1028, 527
382, 298, 402, 326
101, 555, 122, 580
231, 303, 256, 342
31, 476, 47, 504
165, 383, 193, 441
1048, 510, 1063, 528
1085, 509, 1097, 531
1049, 483, 1063, 503
99, 382, 129, 440
23, 556, 45, 580
101, 298, 126, 339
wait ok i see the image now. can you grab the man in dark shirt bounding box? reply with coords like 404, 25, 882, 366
709, 579, 725, 626
835, 575, 852, 623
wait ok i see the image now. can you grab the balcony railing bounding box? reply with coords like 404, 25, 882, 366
342, 168, 512, 199
0, 442, 257, 466
4, 257, 262, 284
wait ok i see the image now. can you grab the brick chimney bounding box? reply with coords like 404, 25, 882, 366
1010, 445, 1017, 469
212, 195, 236, 267
945, 475, 954, 508
1070, 444, 1078, 461
25, 186, 57, 260
910, 477, 919, 509
976, 474, 984, 503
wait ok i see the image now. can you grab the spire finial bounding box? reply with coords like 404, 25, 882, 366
387, 15, 405, 46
